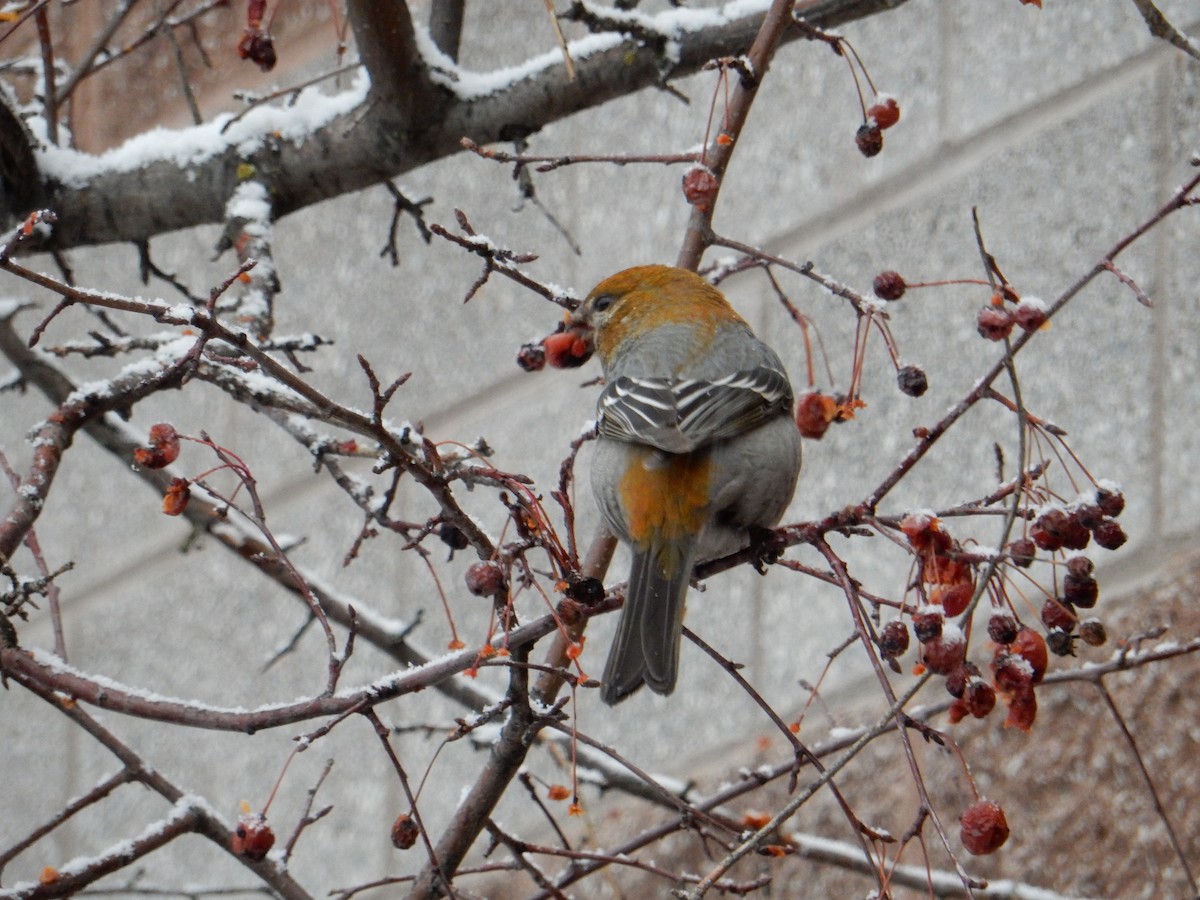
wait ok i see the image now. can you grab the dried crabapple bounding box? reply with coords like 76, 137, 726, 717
1013, 297, 1048, 331
438, 523, 469, 552
987, 614, 1019, 646
795, 392, 837, 439
976, 306, 1014, 341
1062, 571, 1099, 609
867, 95, 900, 129
134, 422, 180, 469
391, 812, 420, 850
1011, 627, 1048, 683
921, 628, 965, 675
1040, 598, 1075, 632
873, 270, 906, 300
1079, 618, 1108, 647
232, 813, 275, 860
855, 123, 883, 157
1096, 487, 1125, 518
1006, 538, 1037, 568
1047, 628, 1075, 657
900, 512, 952, 554
966, 678, 996, 718
465, 560, 507, 597
1092, 519, 1127, 550
930, 581, 973, 617
960, 800, 1010, 855
897, 364, 928, 396
1004, 685, 1038, 731
1066, 555, 1094, 577
912, 608, 944, 643
162, 478, 191, 516
516, 342, 546, 372
682, 165, 719, 210
878, 620, 910, 659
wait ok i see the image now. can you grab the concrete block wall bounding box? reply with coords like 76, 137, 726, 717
2, 1, 1198, 893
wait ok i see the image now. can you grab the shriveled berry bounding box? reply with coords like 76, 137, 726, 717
1032, 509, 1070, 551
232, 814, 275, 861
516, 342, 546, 372
1013, 297, 1048, 331
439, 523, 469, 552
1012, 627, 1048, 683
565, 576, 604, 605
466, 560, 507, 597
966, 679, 996, 718
879, 620, 910, 660
856, 123, 883, 157
913, 608, 944, 643
391, 812, 420, 850
1047, 628, 1075, 657
897, 365, 927, 396
1079, 618, 1107, 647
1066, 555, 1094, 577
931, 581, 973, 617
1063, 572, 1099, 609
1041, 598, 1075, 631
960, 800, 1009, 856
987, 614, 1019, 646
1004, 684, 1038, 731
873, 270, 906, 301
1060, 518, 1091, 551
945, 665, 969, 698
976, 306, 1014, 341
795, 392, 837, 439
1007, 538, 1037, 568
1093, 519, 1127, 550
900, 512, 952, 554
867, 95, 900, 129
1074, 504, 1105, 531
1096, 487, 1125, 518
682, 165, 719, 210
922, 633, 966, 675
948, 696, 969, 724
992, 652, 1033, 692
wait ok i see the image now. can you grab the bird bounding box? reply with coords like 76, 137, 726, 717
562, 265, 802, 705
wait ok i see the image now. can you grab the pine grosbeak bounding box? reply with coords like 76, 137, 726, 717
563, 265, 802, 704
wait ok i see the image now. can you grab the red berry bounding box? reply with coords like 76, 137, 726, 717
1004, 684, 1038, 731
900, 512, 952, 554
912, 608, 944, 643
1012, 627, 1048, 683
873, 270, 906, 300
867, 95, 900, 130
232, 814, 276, 861
897, 365, 927, 397
855, 123, 883, 157
966, 679, 997, 718
1079, 618, 1108, 647
795, 392, 836, 439
976, 306, 1014, 341
1032, 509, 1070, 550
1063, 571, 1098, 608
1047, 628, 1075, 657
1041, 598, 1075, 631
960, 800, 1010, 855
947, 696, 969, 724
1074, 504, 1105, 531
391, 812, 420, 850
987, 614, 1019, 646
922, 629, 965, 675
1096, 487, 1125, 518
682, 165, 719, 210
466, 561, 507, 597
879, 620, 910, 660
516, 342, 546, 372
1013, 297, 1048, 331
1060, 517, 1091, 551
1006, 538, 1036, 568
931, 581, 973, 617
992, 652, 1033, 692
1093, 519, 1127, 550
1066, 555, 1094, 577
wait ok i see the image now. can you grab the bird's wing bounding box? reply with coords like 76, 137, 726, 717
598, 366, 792, 453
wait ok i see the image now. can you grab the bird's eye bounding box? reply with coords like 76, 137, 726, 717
592, 294, 615, 312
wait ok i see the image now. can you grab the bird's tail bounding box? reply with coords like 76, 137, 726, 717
601, 541, 696, 705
